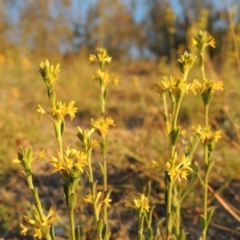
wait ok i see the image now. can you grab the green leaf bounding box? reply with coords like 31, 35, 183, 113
50, 224, 55, 240
69, 192, 77, 210
200, 215, 206, 229
75, 226, 81, 240
60, 120, 65, 137
177, 228, 187, 240
104, 88, 108, 100
171, 127, 181, 146
147, 227, 153, 239
63, 183, 69, 206
101, 223, 107, 239
105, 231, 111, 240
145, 182, 151, 198
97, 219, 103, 232
180, 164, 198, 201
206, 210, 214, 228
99, 163, 104, 175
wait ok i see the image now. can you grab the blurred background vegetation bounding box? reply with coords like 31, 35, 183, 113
1, 0, 240, 239
0, 0, 240, 63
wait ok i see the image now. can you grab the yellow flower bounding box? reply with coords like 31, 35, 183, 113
37, 104, 46, 118
20, 223, 29, 236
178, 51, 197, 74
197, 79, 223, 105
192, 125, 221, 146
91, 117, 115, 137
151, 159, 164, 171
77, 127, 98, 151
125, 194, 150, 213
192, 30, 216, 52
165, 152, 192, 183
39, 60, 60, 90
52, 101, 77, 122
66, 101, 78, 120
89, 47, 112, 65
92, 69, 118, 87
12, 148, 46, 174
133, 194, 150, 212
200, 79, 223, 93
50, 146, 88, 174
21, 206, 56, 239
152, 75, 201, 98
103, 194, 112, 208
83, 191, 112, 211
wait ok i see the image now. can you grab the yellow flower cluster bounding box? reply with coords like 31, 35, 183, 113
192, 125, 221, 146
198, 78, 223, 105
178, 51, 197, 74
192, 30, 216, 52
39, 59, 60, 90
37, 101, 77, 122
90, 117, 115, 137
90, 48, 118, 88
125, 194, 150, 213
152, 75, 200, 98
21, 206, 56, 239
83, 191, 112, 213
50, 146, 88, 174
77, 127, 99, 151
89, 47, 112, 66
92, 69, 119, 87
152, 152, 192, 183
13, 148, 46, 175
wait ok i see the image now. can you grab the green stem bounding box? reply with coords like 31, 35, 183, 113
175, 186, 181, 236
172, 98, 182, 130
166, 179, 174, 240
57, 136, 63, 159
202, 145, 209, 240
69, 208, 76, 240
87, 148, 99, 223
26, 174, 45, 222
205, 104, 209, 128
162, 94, 169, 125
200, 53, 206, 80
100, 85, 105, 116
202, 103, 210, 240
87, 148, 94, 184
26, 174, 52, 240
138, 212, 145, 240
102, 138, 108, 224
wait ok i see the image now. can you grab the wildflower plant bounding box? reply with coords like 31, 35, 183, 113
192, 30, 223, 240
13, 147, 56, 240
125, 183, 159, 240
89, 48, 117, 232
152, 50, 201, 239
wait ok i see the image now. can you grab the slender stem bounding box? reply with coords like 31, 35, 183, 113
57, 136, 63, 159
26, 174, 45, 222
100, 86, 105, 116
162, 94, 169, 125
87, 148, 94, 184
205, 104, 209, 128
202, 146, 209, 240
202, 103, 210, 240
87, 148, 99, 223
102, 138, 108, 224
200, 53, 206, 80
138, 212, 145, 240
172, 98, 182, 130
69, 208, 76, 240
166, 179, 174, 240
175, 185, 181, 236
